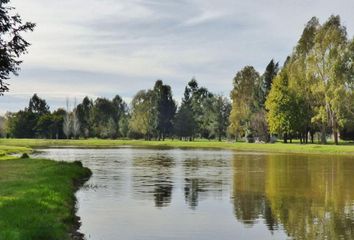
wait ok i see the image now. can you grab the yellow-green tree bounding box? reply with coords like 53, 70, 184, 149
229, 66, 262, 141
307, 15, 349, 144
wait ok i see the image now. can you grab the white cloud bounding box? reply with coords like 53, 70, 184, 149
3, 0, 354, 113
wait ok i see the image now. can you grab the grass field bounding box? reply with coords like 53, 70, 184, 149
1, 138, 354, 155
0, 155, 91, 240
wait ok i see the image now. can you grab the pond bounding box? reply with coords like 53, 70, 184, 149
35, 148, 354, 240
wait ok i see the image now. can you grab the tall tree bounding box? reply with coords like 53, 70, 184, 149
153, 80, 176, 140
210, 95, 231, 141
229, 66, 264, 141
183, 79, 214, 138
76, 97, 93, 138
263, 60, 279, 100
307, 15, 348, 144
28, 94, 50, 115
129, 90, 157, 140
265, 67, 306, 143
0, 0, 35, 93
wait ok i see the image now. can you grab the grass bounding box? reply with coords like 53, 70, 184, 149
0, 145, 31, 160
0, 157, 91, 240
1, 138, 354, 155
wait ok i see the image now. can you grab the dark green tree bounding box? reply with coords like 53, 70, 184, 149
262, 60, 279, 100
0, 0, 35, 93
28, 94, 50, 115
153, 80, 176, 140
76, 97, 93, 137
210, 95, 231, 141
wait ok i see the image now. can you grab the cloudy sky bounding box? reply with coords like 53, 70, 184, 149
1, 0, 354, 113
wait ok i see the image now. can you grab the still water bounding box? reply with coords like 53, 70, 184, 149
35, 148, 354, 240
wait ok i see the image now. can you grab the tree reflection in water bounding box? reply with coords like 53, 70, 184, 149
131, 153, 175, 208
232, 153, 354, 239
183, 156, 230, 210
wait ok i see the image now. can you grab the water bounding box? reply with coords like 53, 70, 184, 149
34, 148, 354, 240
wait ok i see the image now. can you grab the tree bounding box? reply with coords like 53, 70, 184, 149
51, 108, 66, 139
63, 99, 72, 139
307, 15, 349, 144
6, 110, 36, 138
263, 60, 279, 100
29, 94, 50, 115
265, 68, 306, 142
209, 95, 231, 141
229, 66, 264, 141
76, 97, 93, 138
0, 0, 35, 94
174, 104, 196, 140
182, 79, 214, 138
129, 90, 157, 140
153, 80, 176, 140
92, 98, 117, 138
72, 109, 80, 139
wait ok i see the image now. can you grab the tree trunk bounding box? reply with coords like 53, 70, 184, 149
321, 124, 327, 144
333, 122, 339, 145
283, 133, 288, 143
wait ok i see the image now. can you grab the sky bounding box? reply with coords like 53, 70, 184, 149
1, 0, 354, 114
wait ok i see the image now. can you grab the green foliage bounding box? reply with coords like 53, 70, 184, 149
209, 95, 231, 141
0, 0, 35, 93
174, 104, 196, 139
129, 89, 157, 139
229, 66, 266, 140
265, 69, 307, 137
262, 59, 279, 100
265, 15, 354, 144
153, 80, 177, 140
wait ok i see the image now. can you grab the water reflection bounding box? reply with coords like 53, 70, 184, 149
132, 154, 175, 208
34, 148, 354, 240
183, 156, 230, 209
231, 153, 354, 239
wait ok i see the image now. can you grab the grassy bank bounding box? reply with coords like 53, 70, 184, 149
0, 157, 91, 240
1, 138, 354, 155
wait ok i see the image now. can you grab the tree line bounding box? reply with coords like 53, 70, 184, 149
2, 79, 231, 141
1, 15, 354, 144
228, 15, 354, 144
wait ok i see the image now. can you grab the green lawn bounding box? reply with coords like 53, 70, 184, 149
1, 138, 354, 155
0, 157, 91, 240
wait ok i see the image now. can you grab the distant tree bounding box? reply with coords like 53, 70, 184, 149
76, 97, 93, 138
229, 66, 263, 141
153, 80, 176, 140
28, 94, 50, 115
0, 116, 6, 137
35, 113, 55, 138
51, 108, 66, 139
129, 90, 157, 140
100, 118, 116, 139
0, 0, 35, 94
112, 94, 128, 137
118, 114, 130, 138
262, 60, 279, 100
92, 98, 117, 138
210, 95, 231, 141
6, 110, 36, 138
63, 99, 72, 139
183, 79, 214, 138
174, 104, 196, 140
72, 111, 80, 139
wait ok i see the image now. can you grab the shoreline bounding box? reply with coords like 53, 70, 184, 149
1, 138, 354, 155
0, 153, 92, 240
